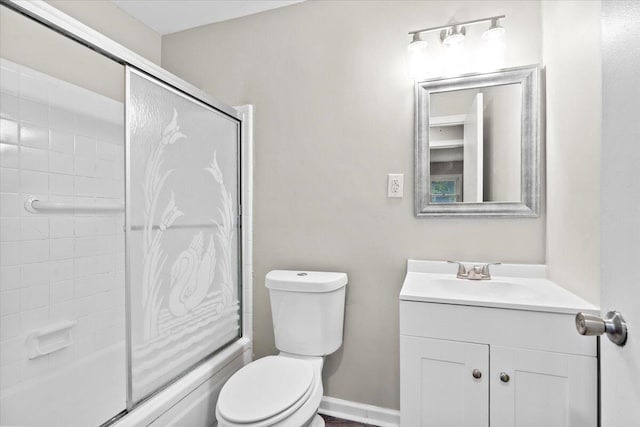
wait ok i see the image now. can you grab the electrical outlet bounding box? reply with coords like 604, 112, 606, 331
387, 173, 404, 198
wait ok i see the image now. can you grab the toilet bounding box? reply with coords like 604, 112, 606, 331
216, 270, 348, 427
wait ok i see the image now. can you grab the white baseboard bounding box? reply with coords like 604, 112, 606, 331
318, 396, 400, 427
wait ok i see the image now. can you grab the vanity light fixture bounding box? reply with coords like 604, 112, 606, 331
407, 15, 506, 79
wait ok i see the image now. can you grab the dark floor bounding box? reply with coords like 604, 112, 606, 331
321, 414, 377, 427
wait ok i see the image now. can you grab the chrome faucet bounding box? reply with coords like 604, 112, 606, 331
447, 261, 501, 280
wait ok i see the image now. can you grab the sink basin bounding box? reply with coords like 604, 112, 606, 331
426, 278, 536, 300
400, 260, 600, 315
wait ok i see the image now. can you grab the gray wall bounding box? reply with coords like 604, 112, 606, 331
46, 0, 162, 65
1, 1, 161, 101
483, 84, 521, 202
162, 0, 544, 409
1, 5, 124, 101
543, 0, 601, 305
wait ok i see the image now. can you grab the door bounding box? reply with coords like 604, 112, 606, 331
126, 68, 242, 405
463, 93, 483, 202
600, 1, 640, 425
400, 336, 488, 427
490, 347, 597, 427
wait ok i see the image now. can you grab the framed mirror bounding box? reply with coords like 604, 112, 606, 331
414, 65, 540, 217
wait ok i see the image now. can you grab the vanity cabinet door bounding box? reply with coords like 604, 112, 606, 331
400, 336, 489, 427
490, 346, 597, 427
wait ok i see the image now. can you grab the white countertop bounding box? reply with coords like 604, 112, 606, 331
400, 260, 599, 315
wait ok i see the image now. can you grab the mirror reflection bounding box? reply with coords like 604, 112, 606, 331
415, 66, 539, 217
429, 84, 522, 203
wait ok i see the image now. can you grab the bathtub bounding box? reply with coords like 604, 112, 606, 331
0, 342, 126, 427
114, 338, 250, 427
0, 338, 250, 427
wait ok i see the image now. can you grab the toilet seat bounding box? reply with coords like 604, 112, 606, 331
217, 356, 317, 425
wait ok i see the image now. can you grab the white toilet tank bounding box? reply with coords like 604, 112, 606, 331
266, 270, 347, 356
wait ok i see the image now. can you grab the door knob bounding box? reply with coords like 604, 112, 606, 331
575, 311, 627, 346
472, 369, 482, 379
499, 372, 510, 383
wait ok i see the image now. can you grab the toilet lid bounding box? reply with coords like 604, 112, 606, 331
217, 356, 314, 424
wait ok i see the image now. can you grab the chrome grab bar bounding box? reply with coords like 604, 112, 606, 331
24, 197, 231, 231
24, 196, 124, 214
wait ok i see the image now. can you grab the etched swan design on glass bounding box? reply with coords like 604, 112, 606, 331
168, 231, 217, 316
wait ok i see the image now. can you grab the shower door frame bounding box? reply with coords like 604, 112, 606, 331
2, 0, 247, 420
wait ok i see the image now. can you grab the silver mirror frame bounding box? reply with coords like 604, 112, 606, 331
414, 65, 540, 217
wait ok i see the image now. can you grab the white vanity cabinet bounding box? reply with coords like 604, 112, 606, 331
399, 260, 599, 427
400, 302, 597, 427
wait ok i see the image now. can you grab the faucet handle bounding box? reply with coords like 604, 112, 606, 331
480, 262, 501, 277
447, 261, 468, 278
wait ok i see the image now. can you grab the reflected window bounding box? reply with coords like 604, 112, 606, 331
430, 174, 462, 203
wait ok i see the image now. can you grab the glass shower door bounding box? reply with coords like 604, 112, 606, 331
126, 68, 241, 404
0, 5, 126, 426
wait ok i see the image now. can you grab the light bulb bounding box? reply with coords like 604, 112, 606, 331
407, 33, 429, 80
483, 18, 505, 40
443, 26, 465, 48
480, 19, 506, 70
443, 26, 466, 74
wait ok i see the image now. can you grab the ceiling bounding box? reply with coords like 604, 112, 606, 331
111, 0, 305, 35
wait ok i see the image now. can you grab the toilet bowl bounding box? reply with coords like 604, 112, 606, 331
216, 354, 324, 427
215, 270, 348, 427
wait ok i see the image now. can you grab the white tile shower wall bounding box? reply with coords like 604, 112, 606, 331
0, 58, 125, 392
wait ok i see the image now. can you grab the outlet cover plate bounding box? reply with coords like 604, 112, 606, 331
387, 173, 404, 198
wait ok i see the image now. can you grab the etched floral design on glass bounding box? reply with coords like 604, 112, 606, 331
127, 70, 240, 403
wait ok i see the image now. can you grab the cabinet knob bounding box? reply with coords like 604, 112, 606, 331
499, 372, 510, 383
472, 369, 482, 379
